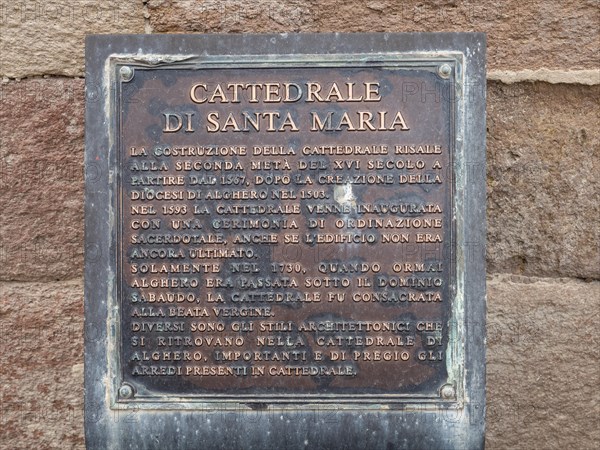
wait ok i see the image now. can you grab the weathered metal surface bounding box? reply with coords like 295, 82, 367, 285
85, 33, 486, 449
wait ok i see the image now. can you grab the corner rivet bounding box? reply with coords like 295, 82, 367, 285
119, 383, 134, 399
438, 64, 452, 79
120, 66, 134, 82
440, 384, 456, 399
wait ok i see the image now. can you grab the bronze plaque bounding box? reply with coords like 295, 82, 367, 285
117, 57, 458, 402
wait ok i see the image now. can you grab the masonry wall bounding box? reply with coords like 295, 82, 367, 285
0, 1, 598, 449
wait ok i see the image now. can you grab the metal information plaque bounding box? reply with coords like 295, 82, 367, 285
85, 34, 486, 449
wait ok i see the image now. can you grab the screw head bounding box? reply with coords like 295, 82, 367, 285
438, 64, 452, 79
120, 66, 134, 82
119, 383, 134, 399
440, 384, 456, 399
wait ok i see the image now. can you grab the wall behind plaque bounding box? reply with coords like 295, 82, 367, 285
0, 1, 598, 449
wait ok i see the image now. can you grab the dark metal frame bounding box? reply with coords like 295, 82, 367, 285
85, 33, 486, 449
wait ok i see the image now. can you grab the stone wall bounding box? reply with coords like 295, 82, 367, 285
0, 1, 598, 449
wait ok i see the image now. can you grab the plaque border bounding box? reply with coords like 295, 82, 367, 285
111, 54, 462, 407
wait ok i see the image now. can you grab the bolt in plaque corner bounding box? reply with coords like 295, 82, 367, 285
440, 383, 456, 400
118, 383, 135, 399
437, 63, 452, 79
119, 66, 134, 82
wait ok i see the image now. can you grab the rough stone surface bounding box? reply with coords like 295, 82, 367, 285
0, 0, 145, 78
0, 280, 84, 450
0, 1, 598, 76
0, 78, 85, 281
146, 0, 600, 72
488, 69, 600, 86
486, 274, 600, 449
146, 0, 312, 33
487, 81, 600, 280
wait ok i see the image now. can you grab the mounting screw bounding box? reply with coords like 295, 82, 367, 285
119, 383, 134, 399
440, 384, 456, 399
438, 64, 452, 79
120, 66, 134, 82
